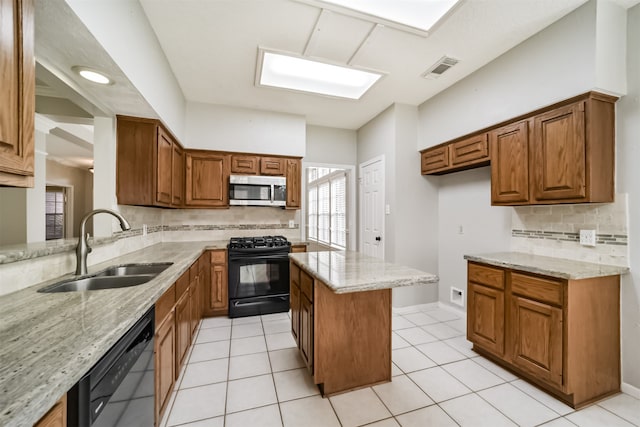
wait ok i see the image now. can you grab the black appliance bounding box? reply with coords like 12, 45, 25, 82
68, 307, 155, 427
228, 235, 291, 318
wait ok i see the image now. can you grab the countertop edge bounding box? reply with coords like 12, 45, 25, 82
464, 252, 630, 280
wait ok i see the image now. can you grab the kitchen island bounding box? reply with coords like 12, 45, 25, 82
289, 251, 438, 395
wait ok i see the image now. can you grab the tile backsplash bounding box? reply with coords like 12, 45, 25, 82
511, 194, 629, 266
0, 206, 300, 295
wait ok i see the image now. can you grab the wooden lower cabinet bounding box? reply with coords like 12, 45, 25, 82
154, 310, 175, 425
467, 261, 621, 408
34, 394, 66, 427
291, 244, 307, 253
289, 259, 391, 395
175, 290, 191, 375
205, 250, 228, 316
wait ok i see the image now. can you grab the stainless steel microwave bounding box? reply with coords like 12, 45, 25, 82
229, 175, 287, 206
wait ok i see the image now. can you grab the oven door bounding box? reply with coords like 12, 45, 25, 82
228, 249, 290, 317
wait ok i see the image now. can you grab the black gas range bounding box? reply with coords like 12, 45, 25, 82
227, 236, 291, 318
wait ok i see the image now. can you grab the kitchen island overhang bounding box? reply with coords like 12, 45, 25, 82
289, 250, 438, 395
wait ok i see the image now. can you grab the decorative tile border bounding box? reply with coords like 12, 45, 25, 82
512, 229, 628, 246
163, 224, 299, 232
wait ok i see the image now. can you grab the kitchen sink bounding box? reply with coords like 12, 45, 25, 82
94, 263, 173, 277
38, 262, 173, 293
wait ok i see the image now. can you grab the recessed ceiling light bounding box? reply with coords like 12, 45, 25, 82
257, 50, 383, 99
299, 0, 461, 34
72, 66, 113, 85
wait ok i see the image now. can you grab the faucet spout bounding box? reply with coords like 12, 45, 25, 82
75, 209, 131, 276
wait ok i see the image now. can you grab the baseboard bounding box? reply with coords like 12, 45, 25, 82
621, 382, 640, 399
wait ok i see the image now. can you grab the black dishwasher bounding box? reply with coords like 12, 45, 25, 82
68, 307, 155, 427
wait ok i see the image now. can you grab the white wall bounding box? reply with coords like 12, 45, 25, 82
185, 102, 305, 157
27, 132, 47, 242
65, 0, 186, 140
614, 2, 640, 393
437, 168, 511, 309
305, 125, 357, 165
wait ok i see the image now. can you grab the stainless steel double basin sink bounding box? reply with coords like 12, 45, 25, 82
38, 263, 173, 293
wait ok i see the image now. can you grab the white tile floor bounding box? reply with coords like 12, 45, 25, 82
161, 305, 640, 427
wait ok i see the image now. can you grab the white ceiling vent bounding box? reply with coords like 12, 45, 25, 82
422, 56, 459, 79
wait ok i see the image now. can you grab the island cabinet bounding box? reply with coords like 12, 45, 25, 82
34, 394, 66, 427
490, 92, 616, 206
290, 260, 391, 395
467, 261, 621, 408
204, 249, 228, 316
184, 150, 231, 208
116, 116, 185, 208
0, 0, 35, 188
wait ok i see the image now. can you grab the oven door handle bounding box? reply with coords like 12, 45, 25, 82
233, 296, 288, 307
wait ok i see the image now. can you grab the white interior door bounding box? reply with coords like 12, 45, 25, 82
359, 156, 385, 260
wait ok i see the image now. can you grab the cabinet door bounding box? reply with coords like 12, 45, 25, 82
34, 395, 66, 427
533, 102, 586, 202
155, 311, 175, 424
231, 154, 259, 174
300, 293, 313, 371
189, 271, 200, 337
156, 127, 173, 206
421, 145, 450, 174
467, 283, 505, 356
185, 152, 230, 207
210, 262, 228, 313
490, 121, 530, 204
510, 295, 563, 388
451, 133, 489, 167
172, 144, 184, 207
0, 0, 35, 187
175, 291, 191, 376
290, 264, 301, 345
260, 157, 285, 175
285, 158, 301, 208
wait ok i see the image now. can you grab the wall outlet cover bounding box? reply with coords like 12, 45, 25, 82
580, 229, 596, 247
288, 220, 295, 228
450, 287, 464, 307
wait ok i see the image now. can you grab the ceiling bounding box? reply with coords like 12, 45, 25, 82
138, 0, 591, 129
34, 0, 639, 133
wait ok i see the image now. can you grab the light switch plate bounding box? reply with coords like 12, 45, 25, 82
580, 229, 596, 247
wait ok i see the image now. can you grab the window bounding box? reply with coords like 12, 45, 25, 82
45, 187, 66, 240
306, 167, 347, 249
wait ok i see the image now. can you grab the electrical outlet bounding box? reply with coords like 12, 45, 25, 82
288, 220, 295, 228
450, 287, 464, 307
580, 229, 596, 247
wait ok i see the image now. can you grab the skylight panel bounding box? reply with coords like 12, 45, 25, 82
257, 50, 383, 99
311, 0, 461, 33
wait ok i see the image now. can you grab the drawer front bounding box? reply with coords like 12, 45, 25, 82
511, 272, 563, 306
189, 262, 199, 282
260, 157, 285, 175
300, 270, 313, 301
451, 133, 489, 166
291, 245, 306, 253
155, 283, 176, 327
231, 155, 259, 174
421, 146, 450, 174
468, 263, 505, 290
210, 250, 226, 264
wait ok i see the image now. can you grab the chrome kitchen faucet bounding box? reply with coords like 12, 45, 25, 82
75, 209, 131, 275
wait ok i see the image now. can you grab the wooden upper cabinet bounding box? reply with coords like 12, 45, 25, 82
185, 151, 230, 208
285, 158, 301, 209
156, 127, 173, 205
116, 116, 183, 208
450, 133, 489, 168
171, 144, 184, 207
260, 157, 285, 175
533, 101, 586, 202
0, 0, 35, 187
491, 121, 530, 205
421, 145, 449, 174
231, 154, 259, 175
421, 133, 489, 175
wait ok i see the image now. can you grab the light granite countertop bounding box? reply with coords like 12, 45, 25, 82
289, 251, 439, 294
464, 252, 629, 280
0, 241, 228, 427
